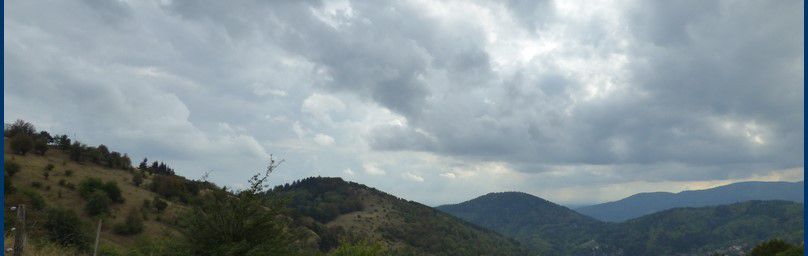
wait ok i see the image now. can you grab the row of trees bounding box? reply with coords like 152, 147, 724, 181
138, 158, 176, 176
6, 120, 134, 170
7, 120, 51, 156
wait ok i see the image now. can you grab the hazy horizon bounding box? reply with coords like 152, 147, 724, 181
4, 0, 804, 206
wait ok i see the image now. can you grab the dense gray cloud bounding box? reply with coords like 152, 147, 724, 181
4, 0, 803, 205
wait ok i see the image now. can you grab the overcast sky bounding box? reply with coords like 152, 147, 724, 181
4, 0, 804, 205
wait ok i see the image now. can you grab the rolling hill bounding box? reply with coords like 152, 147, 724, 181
439, 192, 804, 256
576, 181, 804, 222
437, 192, 606, 255
602, 200, 804, 255
271, 177, 527, 256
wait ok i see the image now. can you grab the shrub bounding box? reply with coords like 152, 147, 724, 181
180, 159, 296, 255
31, 181, 43, 189
10, 134, 35, 155
751, 239, 803, 256
42, 170, 51, 180
132, 172, 144, 187
45, 163, 55, 171
153, 197, 168, 213
34, 138, 49, 155
5, 161, 20, 177
21, 188, 46, 210
65, 169, 74, 176
58, 179, 67, 186
113, 209, 144, 235
150, 175, 188, 199
44, 207, 89, 250
102, 181, 124, 203
79, 177, 105, 198
85, 190, 111, 216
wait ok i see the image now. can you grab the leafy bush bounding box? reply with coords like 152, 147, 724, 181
79, 177, 105, 198
132, 172, 144, 187
34, 138, 49, 155
78, 178, 124, 203
113, 209, 144, 236
85, 190, 111, 216
102, 181, 124, 203
64, 169, 73, 176
45, 163, 55, 171
751, 239, 803, 256
180, 159, 297, 255
10, 134, 34, 155
5, 161, 20, 177
21, 188, 47, 210
31, 181, 43, 189
44, 207, 89, 250
153, 197, 168, 213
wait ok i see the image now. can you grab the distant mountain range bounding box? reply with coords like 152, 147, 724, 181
576, 181, 804, 222
438, 189, 804, 255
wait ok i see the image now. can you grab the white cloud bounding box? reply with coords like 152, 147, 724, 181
402, 172, 425, 182
439, 172, 456, 179
363, 163, 386, 176
4, 0, 801, 207
302, 93, 346, 120
313, 133, 335, 146
343, 168, 355, 175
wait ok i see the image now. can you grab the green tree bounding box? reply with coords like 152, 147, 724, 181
5, 161, 20, 177
10, 134, 34, 155
5, 119, 35, 137
55, 134, 72, 150
181, 157, 297, 256
34, 137, 49, 155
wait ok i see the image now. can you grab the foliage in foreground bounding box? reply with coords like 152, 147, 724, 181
180, 158, 301, 256
750, 239, 804, 256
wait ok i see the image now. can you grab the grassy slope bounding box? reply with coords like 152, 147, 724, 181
4, 142, 183, 252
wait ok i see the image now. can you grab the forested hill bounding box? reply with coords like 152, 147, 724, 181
576, 181, 804, 222
439, 191, 804, 256
269, 177, 528, 256
601, 200, 804, 255
437, 192, 606, 255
